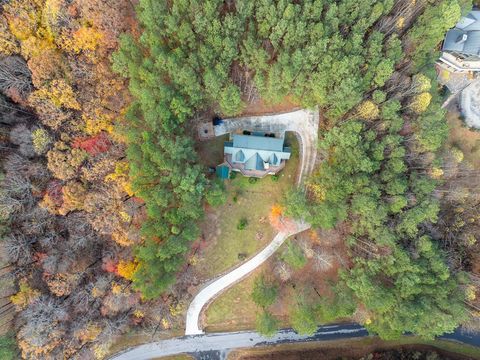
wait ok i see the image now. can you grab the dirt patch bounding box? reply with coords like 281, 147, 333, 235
229, 339, 479, 360
241, 96, 300, 116
195, 134, 229, 168
446, 108, 480, 169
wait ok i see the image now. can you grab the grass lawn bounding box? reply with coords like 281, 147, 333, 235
204, 226, 349, 332
204, 253, 298, 332
204, 265, 263, 332
194, 133, 299, 279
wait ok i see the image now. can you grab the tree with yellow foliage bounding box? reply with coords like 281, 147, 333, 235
117, 260, 138, 281
306, 182, 325, 202
10, 279, 40, 310
410, 92, 432, 113
105, 161, 134, 196
429, 167, 444, 179
356, 100, 379, 120
29, 79, 80, 110
411, 73, 431, 93
60, 25, 103, 55
0, 17, 20, 55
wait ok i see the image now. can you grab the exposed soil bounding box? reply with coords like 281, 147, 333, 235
446, 108, 480, 169
241, 96, 301, 116
230, 342, 477, 360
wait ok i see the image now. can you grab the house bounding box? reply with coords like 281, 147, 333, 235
218, 133, 291, 178
439, 10, 480, 72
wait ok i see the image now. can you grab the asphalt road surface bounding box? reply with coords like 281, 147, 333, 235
109, 323, 480, 360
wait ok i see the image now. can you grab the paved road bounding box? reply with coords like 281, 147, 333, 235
185, 222, 310, 335
214, 108, 319, 183
109, 323, 480, 360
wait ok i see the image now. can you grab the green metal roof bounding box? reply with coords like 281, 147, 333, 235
244, 153, 265, 171
232, 134, 284, 152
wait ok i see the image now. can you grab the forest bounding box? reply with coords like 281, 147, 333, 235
0, 0, 479, 359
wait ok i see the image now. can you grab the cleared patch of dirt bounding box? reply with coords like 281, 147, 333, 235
446, 108, 480, 169
241, 96, 300, 116
229, 339, 478, 360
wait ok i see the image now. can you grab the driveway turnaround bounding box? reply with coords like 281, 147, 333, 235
214, 108, 319, 183
460, 79, 480, 129
185, 222, 310, 335
109, 324, 480, 360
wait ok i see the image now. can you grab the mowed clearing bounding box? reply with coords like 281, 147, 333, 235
205, 229, 350, 332
194, 133, 299, 280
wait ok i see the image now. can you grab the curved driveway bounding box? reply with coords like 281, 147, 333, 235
185, 222, 310, 335
184, 109, 319, 335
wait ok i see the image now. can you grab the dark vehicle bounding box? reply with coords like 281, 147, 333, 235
213, 115, 223, 126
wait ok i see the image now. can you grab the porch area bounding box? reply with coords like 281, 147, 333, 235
224, 154, 285, 178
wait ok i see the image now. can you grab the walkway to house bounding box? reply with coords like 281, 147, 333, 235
214, 109, 319, 184
185, 221, 310, 335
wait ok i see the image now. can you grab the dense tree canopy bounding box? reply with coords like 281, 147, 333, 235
113, 0, 409, 298
0, 0, 475, 357
286, 75, 470, 338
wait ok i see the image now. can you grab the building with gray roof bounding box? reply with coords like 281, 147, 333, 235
221, 134, 291, 178
439, 10, 480, 71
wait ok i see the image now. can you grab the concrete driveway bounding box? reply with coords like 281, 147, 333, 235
183, 109, 319, 335
460, 79, 480, 129
185, 222, 310, 335
214, 109, 319, 183
111, 324, 368, 360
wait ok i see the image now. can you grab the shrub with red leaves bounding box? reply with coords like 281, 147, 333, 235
72, 132, 111, 156
102, 258, 117, 273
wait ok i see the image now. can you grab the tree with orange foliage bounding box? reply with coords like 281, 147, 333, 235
269, 204, 298, 233
72, 132, 111, 156
58, 181, 87, 215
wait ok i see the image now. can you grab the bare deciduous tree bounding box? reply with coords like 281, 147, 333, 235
0, 56, 32, 99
